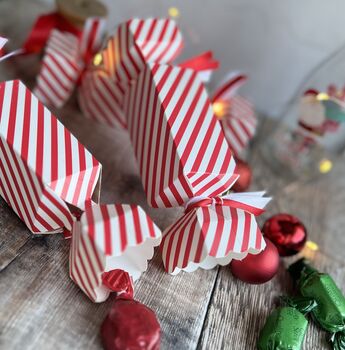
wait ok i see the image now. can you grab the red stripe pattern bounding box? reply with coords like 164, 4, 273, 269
124, 63, 237, 208
161, 192, 269, 274
212, 73, 257, 157
34, 18, 105, 108
0, 80, 101, 234
78, 19, 268, 275
78, 18, 183, 127
69, 203, 161, 302
220, 96, 257, 157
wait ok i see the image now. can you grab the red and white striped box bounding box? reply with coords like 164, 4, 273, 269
70, 202, 161, 302
78, 18, 184, 127
211, 72, 257, 157
161, 192, 270, 274
0, 80, 101, 234
103, 18, 183, 83
122, 64, 270, 274
123, 63, 237, 208
34, 18, 106, 108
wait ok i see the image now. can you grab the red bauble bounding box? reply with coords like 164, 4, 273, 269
232, 157, 252, 192
262, 213, 307, 256
101, 295, 161, 350
230, 239, 279, 284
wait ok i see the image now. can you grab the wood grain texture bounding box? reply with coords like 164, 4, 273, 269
0, 2, 345, 349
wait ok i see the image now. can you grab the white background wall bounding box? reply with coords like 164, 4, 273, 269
3, 0, 345, 119
102, 0, 345, 119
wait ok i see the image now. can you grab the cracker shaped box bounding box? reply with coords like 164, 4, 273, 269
70, 202, 162, 302
0, 80, 101, 234
211, 72, 257, 157
122, 63, 270, 273
79, 19, 269, 274
77, 18, 218, 127
123, 63, 237, 208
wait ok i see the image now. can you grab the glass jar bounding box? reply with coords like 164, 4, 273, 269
262, 44, 345, 180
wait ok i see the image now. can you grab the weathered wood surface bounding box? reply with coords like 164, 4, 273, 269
1, 2, 345, 349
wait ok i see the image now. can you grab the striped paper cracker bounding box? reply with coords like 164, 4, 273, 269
78, 18, 183, 126
0, 80, 101, 234
35, 18, 106, 108
123, 63, 237, 208
220, 95, 257, 157
70, 203, 161, 302
161, 192, 270, 274
212, 72, 257, 157
104, 18, 183, 83
78, 68, 127, 128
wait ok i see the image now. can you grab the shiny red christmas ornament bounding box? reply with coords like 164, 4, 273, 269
101, 294, 161, 350
232, 157, 252, 192
230, 239, 279, 284
262, 213, 307, 256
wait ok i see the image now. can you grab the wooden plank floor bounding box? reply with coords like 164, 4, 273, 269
1, 2, 345, 349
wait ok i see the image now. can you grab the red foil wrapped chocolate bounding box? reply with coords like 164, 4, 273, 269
262, 213, 307, 256
101, 295, 161, 350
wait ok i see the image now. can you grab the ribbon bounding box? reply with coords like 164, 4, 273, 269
22, 12, 82, 54
184, 191, 271, 216
34, 17, 106, 108
179, 51, 219, 82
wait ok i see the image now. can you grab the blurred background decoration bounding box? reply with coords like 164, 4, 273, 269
2, 0, 345, 120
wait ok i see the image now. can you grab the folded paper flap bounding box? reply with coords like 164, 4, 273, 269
71, 203, 162, 302
78, 69, 128, 128
81, 203, 161, 256
218, 95, 257, 157
212, 71, 248, 102
46, 30, 80, 61
35, 17, 106, 108
223, 192, 271, 211
79, 17, 106, 62
227, 96, 255, 122
0, 37, 23, 62
161, 203, 266, 274
178, 51, 219, 71
0, 80, 101, 209
129, 18, 183, 64
124, 63, 236, 208
0, 132, 74, 234
0, 36, 8, 50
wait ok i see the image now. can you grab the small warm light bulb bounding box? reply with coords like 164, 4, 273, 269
168, 7, 180, 18
213, 102, 226, 119
319, 158, 333, 174
305, 240, 319, 251
316, 93, 329, 101
93, 53, 103, 66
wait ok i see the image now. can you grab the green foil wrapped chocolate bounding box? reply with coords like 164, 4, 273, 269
258, 306, 308, 350
289, 259, 345, 350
